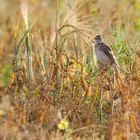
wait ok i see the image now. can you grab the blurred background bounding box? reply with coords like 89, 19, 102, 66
0, 0, 140, 85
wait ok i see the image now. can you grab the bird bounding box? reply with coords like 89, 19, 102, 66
92, 35, 120, 72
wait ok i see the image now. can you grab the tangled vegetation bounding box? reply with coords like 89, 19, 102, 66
0, 0, 140, 139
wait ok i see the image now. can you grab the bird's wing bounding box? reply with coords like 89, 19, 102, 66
99, 43, 116, 64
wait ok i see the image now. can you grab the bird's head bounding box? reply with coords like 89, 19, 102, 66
94, 35, 103, 43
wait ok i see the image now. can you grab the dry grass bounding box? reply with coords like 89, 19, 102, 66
0, 0, 140, 140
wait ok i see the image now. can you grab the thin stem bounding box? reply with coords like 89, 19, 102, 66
25, 33, 32, 85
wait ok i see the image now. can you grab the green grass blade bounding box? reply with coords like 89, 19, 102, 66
25, 33, 33, 84
15, 28, 30, 69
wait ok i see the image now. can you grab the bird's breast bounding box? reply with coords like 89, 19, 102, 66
94, 47, 111, 65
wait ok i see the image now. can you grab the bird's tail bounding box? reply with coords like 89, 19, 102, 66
112, 63, 121, 75
112, 63, 127, 89
113, 62, 128, 74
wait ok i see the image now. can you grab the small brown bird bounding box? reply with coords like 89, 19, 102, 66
93, 35, 119, 71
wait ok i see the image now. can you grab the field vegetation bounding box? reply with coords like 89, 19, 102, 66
0, 0, 140, 139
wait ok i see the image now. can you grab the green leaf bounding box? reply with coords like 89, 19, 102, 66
50, 90, 55, 96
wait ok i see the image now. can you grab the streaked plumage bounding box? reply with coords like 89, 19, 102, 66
93, 35, 119, 70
